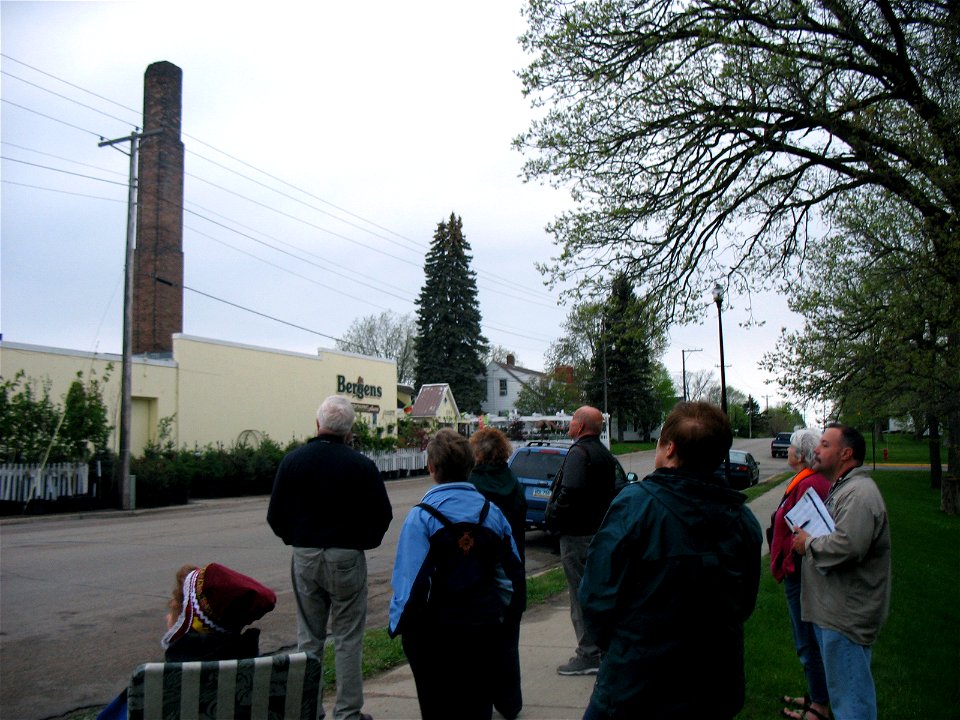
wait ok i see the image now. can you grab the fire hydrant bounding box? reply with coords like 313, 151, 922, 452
883, 448, 889, 461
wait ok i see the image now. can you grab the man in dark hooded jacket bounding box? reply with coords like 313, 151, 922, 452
580, 401, 762, 720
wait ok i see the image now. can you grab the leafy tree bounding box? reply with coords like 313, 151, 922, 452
484, 345, 520, 366
336, 311, 417, 386
765, 198, 959, 504
648, 361, 679, 439
685, 369, 715, 403
603, 277, 668, 441
546, 302, 602, 395
413, 213, 488, 413
550, 276, 667, 440
0, 368, 113, 464
743, 395, 764, 438
765, 404, 806, 436
515, 368, 583, 415
516, 0, 959, 322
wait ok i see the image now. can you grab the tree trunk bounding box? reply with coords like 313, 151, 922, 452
942, 409, 960, 515
928, 412, 942, 490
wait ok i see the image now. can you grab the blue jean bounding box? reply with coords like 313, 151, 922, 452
814, 625, 876, 720
784, 573, 829, 705
292, 547, 368, 720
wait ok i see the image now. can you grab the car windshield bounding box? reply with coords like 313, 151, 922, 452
728, 450, 748, 462
510, 451, 565, 481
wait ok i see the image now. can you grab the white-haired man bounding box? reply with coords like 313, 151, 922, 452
268, 395, 393, 720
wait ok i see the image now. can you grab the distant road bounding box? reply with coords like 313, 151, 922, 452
617, 436, 791, 481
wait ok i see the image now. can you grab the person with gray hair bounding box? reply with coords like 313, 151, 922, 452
268, 395, 393, 720
317, 394, 356, 436
767, 428, 832, 720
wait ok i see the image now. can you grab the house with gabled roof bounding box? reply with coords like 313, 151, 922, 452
480, 354, 545, 417
409, 383, 460, 428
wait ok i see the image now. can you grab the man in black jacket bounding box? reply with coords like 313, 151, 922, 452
580, 401, 762, 719
544, 405, 618, 676
268, 395, 392, 720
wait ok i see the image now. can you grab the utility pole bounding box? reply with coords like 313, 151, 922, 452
99, 128, 160, 510
681, 348, 702, 401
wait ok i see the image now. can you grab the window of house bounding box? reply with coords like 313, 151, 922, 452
499, 379, 508, 396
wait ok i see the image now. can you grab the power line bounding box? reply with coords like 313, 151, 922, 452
1, 53, 140, 117
0, 155, 130, 186
1, 98, 105, 138
155, 275, 346, 344
1, 179, 126, 203
1, 69, 136, 128
2, 55, 564, 358
183, 222, 406, 308
2, 140, 127, 177
3, 54, 560, 305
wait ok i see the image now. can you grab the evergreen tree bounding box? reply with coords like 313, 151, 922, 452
587, 275, 665, 442
413, 213, 488, 413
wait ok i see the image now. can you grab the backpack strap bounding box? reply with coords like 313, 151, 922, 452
417, 499, 491, 526
416, 502, 452, 528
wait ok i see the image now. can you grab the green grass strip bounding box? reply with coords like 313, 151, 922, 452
740, 471, 959, 718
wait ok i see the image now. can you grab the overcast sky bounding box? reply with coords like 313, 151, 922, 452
1, 1, 805, 420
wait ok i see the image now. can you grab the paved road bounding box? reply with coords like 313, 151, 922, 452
0, 436, 788, 720
1, 472, 573, 720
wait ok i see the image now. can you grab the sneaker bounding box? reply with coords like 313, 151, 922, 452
556, 655, 600, 675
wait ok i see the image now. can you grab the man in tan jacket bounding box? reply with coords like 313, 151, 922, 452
792, 423, 891, 720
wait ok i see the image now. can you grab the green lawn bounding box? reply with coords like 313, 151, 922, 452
739, 471, 959, 719
610, 440, 656, 455
865, 431, 949, 464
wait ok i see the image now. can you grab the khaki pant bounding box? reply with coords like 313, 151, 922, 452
292, 547, 368, 720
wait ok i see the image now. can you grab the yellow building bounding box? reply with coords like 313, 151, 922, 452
0, 335, 398, 456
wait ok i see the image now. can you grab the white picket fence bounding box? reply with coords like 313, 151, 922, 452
0, 463, 89, 502
363, 448, 428, 477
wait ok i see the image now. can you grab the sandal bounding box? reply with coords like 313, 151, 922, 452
781, 695, 810, 709
781, 705, 830, 720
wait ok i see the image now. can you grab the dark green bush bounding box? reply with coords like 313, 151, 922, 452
130, 435, 288, 503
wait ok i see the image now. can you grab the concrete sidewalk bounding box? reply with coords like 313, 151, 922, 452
356, 477, 788, 720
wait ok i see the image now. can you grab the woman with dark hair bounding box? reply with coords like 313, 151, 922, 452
389, 429, 523, 720
469, 427, 526, 719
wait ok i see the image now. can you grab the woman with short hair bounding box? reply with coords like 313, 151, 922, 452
769, 429, 833, 720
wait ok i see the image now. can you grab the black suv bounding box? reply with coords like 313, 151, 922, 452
771, 432, 792, 458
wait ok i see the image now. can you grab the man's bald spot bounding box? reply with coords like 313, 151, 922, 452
576, 406, 603, 434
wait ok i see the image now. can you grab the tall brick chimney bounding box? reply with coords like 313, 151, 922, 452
133, 61, 184, 355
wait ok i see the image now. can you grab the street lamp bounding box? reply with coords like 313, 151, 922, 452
713, 282, 731, 485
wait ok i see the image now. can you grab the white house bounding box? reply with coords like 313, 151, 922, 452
480, 355, 545, 417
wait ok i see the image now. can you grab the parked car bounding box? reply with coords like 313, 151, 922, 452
771, 432, 793, 458
507, 440, 635, 530
714, 449, 760, 490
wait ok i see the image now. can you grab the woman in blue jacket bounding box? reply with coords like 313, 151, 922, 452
389, 429, 523, 720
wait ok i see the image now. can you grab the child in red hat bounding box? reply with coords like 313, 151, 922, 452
98, 563, 276, 720
161, 562, 277, 660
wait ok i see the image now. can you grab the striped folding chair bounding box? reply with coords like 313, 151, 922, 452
126, 652, 322, 720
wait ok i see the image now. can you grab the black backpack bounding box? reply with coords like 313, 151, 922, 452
414, 499, 505, 626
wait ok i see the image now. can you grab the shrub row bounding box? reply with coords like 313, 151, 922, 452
130, 437, 291, 508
